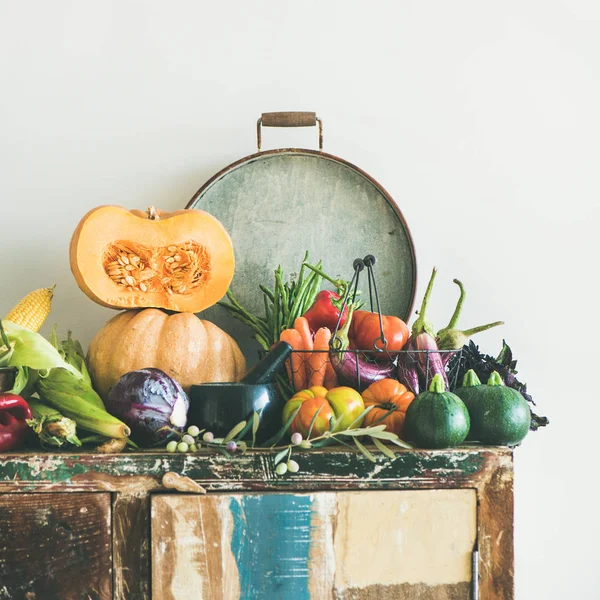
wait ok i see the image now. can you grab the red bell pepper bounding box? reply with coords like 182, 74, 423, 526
0, 394, 32, 452
302, 290, 349, 335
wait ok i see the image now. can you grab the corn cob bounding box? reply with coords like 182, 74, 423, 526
6, 285, 56, 332
27, 399, 82, 448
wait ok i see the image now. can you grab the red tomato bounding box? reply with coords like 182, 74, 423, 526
350, 310, 409, 353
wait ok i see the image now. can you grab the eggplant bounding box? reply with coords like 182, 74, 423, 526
330, 307, 395, 392
436, 279, 504, 352
410, 267, 449, 390
397, 336, 420, 395
413, 331, 449, 390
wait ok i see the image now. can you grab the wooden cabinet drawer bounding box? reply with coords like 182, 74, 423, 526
151, 490, 477, 600
0, 493, 112, 600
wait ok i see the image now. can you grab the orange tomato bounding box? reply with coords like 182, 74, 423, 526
362, 378, 414, 437
282, 386, 364, 438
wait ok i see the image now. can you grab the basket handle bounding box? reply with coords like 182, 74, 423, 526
257, 112, 323, 151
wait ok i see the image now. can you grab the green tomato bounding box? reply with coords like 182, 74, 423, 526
189, 444, 198, 452
177, 442, 189, 453
287, 460, 300, 473
166, 441, 178, 453
187, 426, 200, 437
182, 434, 195, 445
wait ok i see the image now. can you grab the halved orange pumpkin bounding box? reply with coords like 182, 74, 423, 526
70, 205, 235, 312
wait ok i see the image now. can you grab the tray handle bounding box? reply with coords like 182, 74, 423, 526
257, 112, 323, 151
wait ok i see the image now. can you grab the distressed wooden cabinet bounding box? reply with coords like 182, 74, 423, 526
0, 448, 513, 599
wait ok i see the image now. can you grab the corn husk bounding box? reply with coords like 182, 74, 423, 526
27, 399, 81, 448
37, 368, 130, 439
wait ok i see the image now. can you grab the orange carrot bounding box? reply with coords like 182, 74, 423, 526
323, 362, 338, 389
294, 317, 314, 388
280, 328, 306, 391
308, 327, 332, 388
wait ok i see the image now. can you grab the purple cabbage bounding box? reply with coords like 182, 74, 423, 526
106, 368, 189, 447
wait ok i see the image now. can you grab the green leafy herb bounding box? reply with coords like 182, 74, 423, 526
251, 412, 260, 448
306, 404, 324, 439
347, 405, 375, 430
274, 448, 290, 466
354, 437, 376, 462
449, 340, 549, 431
224, 420, 247, 443
262, 406, 301, 447
372, 437, 397, 460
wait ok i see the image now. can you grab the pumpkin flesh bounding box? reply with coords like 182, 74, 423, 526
70, 205, 235, 312
87, 309, 246, 401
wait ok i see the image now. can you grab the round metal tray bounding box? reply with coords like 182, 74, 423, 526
186, 120, 416, 361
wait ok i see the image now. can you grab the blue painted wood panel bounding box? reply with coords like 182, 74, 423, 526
229, 495, 312, 599
151, 490, 476, 600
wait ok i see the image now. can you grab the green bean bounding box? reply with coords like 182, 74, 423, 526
255, 333, 270, 351
227, 310, 269, 340
259, 285, 275, 304
303, 261, 324, 313
276, 268, 289, 324
272, 290, 280, 344
296, 250, 309, 291
220, 296, 272, 341
263, 295, 272, 325
289, 269, 318, 324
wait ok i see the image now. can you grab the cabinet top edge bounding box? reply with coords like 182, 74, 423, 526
0, 446, 514, 460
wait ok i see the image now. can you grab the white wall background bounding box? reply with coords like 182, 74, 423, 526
1, 1, 598, 597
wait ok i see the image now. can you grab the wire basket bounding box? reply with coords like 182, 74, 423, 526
261, 347, 464, 400
263, 254, 463, 400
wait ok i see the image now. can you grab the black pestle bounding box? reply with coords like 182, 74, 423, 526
240, 341, 293, 385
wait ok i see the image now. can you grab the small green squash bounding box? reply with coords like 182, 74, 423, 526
404, 374, 470, 449
457, 370, 531, 446
454, 369, 483, 441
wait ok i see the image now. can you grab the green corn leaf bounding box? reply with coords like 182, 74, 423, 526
224, 420, 247, 443
354, 437, 376, 462
372, 437, 397, 460
2, 320, 80, 378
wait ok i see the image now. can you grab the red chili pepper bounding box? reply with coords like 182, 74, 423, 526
0, 394, 32, 452
302, 290, 349, 335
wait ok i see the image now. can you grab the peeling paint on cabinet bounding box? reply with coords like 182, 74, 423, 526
151, 490, 476, 599
0, 447, 514, 599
